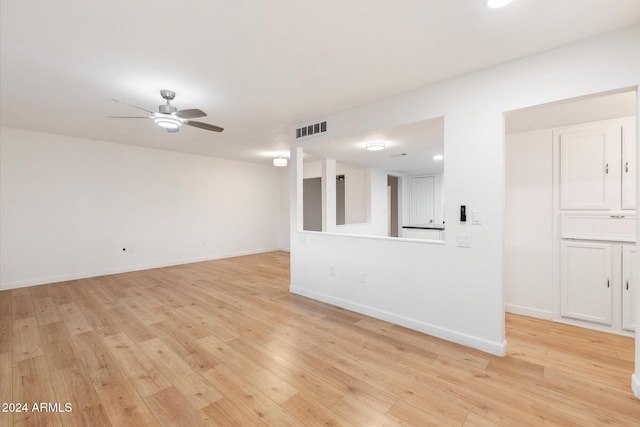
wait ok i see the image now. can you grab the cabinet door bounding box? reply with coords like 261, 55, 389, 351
558, 125, 620, 210
621, 119, 636, 210
561, 241, 613, 325
622, 245, 637, 332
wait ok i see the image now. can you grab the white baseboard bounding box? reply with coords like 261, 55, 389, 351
0, 247, 279, 291
290, 286, 507, 357
505, 303, 553, 320
632, 373, 640, 399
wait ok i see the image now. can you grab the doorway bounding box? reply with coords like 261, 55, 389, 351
503, 89, 637, 335
303, 177, 322, 231
387, 175, 400, 237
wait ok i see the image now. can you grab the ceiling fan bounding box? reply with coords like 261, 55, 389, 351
109, 90, 224, 133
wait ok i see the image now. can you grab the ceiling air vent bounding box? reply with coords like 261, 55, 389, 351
296, 121, 327, 139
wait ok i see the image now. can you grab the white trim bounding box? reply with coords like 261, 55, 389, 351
632, 373, 640, 399
553, 317, 634, 338
298, 230, 445, 245
505, 304, 553, 320
0, 247, 279, 291
291, 286, 507, 356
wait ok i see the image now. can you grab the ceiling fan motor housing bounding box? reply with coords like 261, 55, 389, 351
159, 104, 177, 114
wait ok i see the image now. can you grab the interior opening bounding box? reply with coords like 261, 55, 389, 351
387, 175, 399, 237
303, 177, 322, 231
503, 88, 637, 349
301, 116, 445, 241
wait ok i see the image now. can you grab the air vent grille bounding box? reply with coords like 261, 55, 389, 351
296, 121, 327, 139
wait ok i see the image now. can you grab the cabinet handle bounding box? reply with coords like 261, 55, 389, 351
605, 163, 609, 174
607, 279, 610, 288
625, 162, 629, 173
626, 280, 629, 291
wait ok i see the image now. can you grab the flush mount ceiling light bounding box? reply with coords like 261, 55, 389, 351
487, 0, 513, 8
153, 115, 181, 130
365, 142, 385, 151
273, 155, 288, 167
433, 154, 444, 160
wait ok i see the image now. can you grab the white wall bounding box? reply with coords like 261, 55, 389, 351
278, 165, 291, 251
0, 127, 283, 289
344, 168, 369, 224
289, 26, 640, 359
504, 129, 554, 319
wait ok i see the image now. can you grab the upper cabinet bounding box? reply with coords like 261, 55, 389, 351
621, 118, 636, 210
557, 117, 636, 211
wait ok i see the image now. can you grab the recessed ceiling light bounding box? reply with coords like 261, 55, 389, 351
433, 154, 444, 160
366, 142, 385, 151
487, 0, 513, 8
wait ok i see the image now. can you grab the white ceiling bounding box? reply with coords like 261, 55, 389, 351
303, 117, 445, 175
1, 1, 639, 166
505, 90, 637, 134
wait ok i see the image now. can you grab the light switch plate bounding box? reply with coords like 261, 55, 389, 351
472, 211, 481, 225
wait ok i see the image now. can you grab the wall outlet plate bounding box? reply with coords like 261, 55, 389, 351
457, 234, 472, 248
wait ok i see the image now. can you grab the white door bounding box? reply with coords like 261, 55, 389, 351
622, 245, 637, 332
621, 119, 636, 210
558, 124, 620, 210
410, 176, 434, 225
561, 241, 613, 325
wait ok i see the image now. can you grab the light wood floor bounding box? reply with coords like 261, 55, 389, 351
1, 251, 638, 426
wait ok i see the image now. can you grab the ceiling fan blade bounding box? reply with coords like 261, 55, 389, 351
185, 121, 224, 132
107, 116, 150, 119
175, 108, 206, 119
111, 99, 156, 114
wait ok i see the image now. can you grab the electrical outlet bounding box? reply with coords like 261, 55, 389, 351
299, 235, 306, 244
330, 266, 335, 276
457, 234, 472, 248
359, 272, 366, 283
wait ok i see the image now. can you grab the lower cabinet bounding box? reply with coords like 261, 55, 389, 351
561, 241, 636, 332
622, 245, 636, 332
561, 241, 612, 325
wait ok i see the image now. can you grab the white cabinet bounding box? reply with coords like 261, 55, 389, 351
558, 123, 619, 210
557, 118, 636, 211
622, 245, 637, 332
561, 241, 637, 333
548, 117, 636, 337
621, 118, 636, 210
561, 241, 612, 325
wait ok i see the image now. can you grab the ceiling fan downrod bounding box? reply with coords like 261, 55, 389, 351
159, 89, 177, 114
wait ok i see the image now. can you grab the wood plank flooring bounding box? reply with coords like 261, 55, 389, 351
1, 251, 638, 426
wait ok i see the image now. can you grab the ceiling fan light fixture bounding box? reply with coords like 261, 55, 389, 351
366, 142, 385, 151
154, 115, 181, 130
